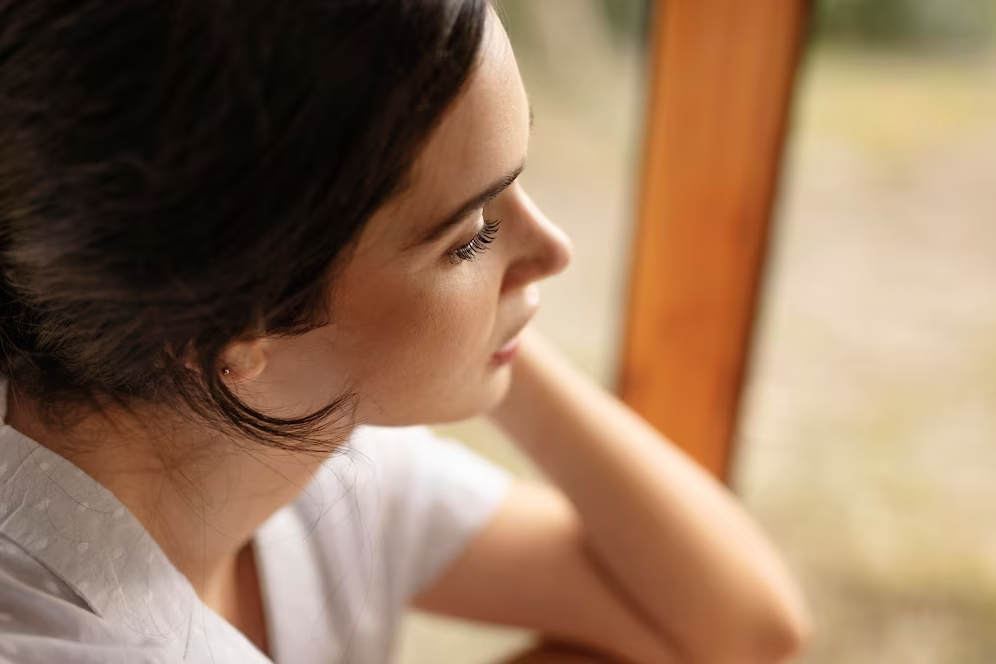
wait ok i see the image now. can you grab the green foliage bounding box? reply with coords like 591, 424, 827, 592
495, 0, 649, 51
500, 0, 996, 55
596, 0, 651, 47
493, 0, 532, 44
816, 0, 996, 52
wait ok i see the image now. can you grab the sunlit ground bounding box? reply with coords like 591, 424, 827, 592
739, 47, 996, 663
398, 38, 996, 664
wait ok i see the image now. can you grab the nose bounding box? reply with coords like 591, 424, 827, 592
500, 187, 574, 293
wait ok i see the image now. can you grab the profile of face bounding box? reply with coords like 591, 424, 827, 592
226, 12, 573, 429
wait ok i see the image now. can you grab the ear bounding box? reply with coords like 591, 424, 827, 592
219, 338, 268, 383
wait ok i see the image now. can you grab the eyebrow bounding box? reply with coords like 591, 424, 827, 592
409, 160, 526, 250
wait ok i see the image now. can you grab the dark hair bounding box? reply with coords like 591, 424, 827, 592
0, 0, 488, 448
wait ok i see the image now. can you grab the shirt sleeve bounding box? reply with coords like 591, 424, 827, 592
345, 425, 514, 599
289, 424, 513, 662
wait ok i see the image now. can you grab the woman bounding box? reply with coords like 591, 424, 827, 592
0, 1, 810, 662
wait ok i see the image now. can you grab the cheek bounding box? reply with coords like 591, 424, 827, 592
335, 265, 501, 423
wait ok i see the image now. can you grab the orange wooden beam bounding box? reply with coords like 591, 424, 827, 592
619, 0, 809, 481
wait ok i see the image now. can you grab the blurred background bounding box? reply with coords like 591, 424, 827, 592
399, 1, 996, 662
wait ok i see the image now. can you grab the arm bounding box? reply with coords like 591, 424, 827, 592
415, 480, 678, 664
491, 327, 810, 661
501, 641, 621, 663
416, 327, 810, 663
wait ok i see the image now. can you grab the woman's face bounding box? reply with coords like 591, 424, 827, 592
237, 13, 573, 428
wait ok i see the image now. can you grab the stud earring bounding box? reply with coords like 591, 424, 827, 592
222, 368, 231, 376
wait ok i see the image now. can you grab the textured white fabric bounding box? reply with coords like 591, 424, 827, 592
0, 377, 512, 663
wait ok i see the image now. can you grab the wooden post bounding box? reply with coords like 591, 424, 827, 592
618, 0, 809, 481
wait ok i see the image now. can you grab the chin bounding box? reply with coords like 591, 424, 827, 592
476, 362, 514, 415
429, 363, 514, 426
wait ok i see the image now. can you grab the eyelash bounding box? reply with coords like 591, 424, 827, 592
450, 218, 501, 263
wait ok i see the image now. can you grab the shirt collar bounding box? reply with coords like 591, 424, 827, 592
0, 376, 196, 647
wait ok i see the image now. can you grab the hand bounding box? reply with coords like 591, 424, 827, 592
485, 324, 562, 437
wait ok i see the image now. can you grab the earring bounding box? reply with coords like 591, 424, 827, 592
222, 368, 231, 376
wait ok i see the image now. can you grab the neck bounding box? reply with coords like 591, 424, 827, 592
4, 390, 347, 602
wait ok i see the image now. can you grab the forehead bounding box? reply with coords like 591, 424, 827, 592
362, 14, 530, 248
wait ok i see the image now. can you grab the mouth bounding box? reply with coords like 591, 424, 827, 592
492, 286, 541, 365
491, 334, 522, 365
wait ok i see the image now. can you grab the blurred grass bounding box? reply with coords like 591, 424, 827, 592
797, 47, 996, 168
812, 0, 996, 53
739, 40, 996, 664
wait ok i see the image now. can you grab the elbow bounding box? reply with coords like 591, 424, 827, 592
761, 583, 814, 662
714, 568, 814, 664
683, 596, 814, 664
740, 606, 812, 664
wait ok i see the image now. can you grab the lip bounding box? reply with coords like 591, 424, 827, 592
491, 285, 541, 365
491, 335, 522, 365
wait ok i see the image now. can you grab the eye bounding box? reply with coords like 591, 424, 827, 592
449, 218, 501, 263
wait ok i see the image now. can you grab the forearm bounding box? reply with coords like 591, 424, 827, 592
502, 640, 620, 663
488, 328, 811, 663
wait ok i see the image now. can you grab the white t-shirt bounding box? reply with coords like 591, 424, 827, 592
0, 377, 512, 663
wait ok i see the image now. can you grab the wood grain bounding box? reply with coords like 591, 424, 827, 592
618, 0, 810, 480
